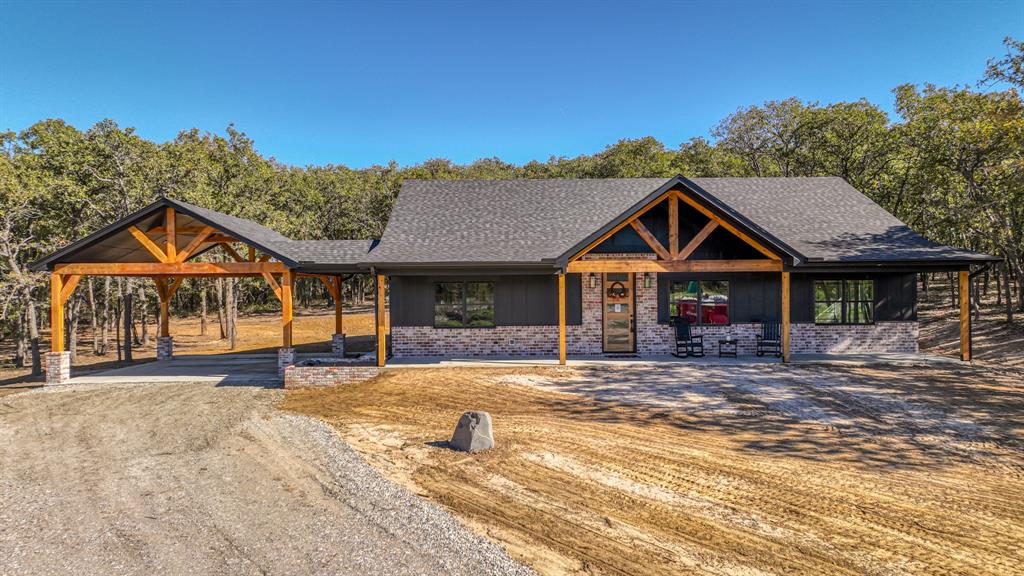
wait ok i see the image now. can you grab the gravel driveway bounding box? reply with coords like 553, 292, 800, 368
0, 382, 531, 576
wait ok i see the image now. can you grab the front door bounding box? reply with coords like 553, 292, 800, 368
602, 273, 635, 353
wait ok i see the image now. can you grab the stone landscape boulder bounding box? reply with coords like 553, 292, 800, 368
450, 411, 494, 453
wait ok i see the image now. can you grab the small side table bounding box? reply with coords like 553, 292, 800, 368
718, 339, 738, 358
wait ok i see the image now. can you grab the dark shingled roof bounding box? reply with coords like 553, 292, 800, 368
273, 240, 378, 265
368, 176, 994, 266
367, 178, 671, 265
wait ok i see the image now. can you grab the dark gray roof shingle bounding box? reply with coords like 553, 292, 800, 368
273, 240, 377, 265
368, 176, 993, 265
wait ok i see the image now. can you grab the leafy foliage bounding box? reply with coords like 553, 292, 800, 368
1, 38, 1022, 366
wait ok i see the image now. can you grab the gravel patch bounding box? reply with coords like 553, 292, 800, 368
0, 382, 532, 576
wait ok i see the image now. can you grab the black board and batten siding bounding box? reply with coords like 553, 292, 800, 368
390, 272, 916, 328
654, 271, 917, 324
389, 274, 583, 327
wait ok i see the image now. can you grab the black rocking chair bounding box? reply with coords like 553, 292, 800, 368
756, 321, 782, 357
672, 317, 704, 357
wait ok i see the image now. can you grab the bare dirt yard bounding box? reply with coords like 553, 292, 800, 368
282, 362, 1024, 576
0, 381, 530, 576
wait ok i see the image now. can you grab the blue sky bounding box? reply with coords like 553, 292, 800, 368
1, 1, 1020, 167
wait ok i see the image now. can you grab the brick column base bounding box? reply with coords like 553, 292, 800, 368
278, 347, 296, 376
46, 352, 71, 385
156, 336, 174, 360
331, 334, 346, 357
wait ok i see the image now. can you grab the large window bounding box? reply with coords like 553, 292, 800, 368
815, 279, 873, 324
434, 282, 495, 327
669, 280, 729, 325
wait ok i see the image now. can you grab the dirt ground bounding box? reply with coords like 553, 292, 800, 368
918, 283, 1024, 368
282, 363, 1024, 575
0, 382, 529, 576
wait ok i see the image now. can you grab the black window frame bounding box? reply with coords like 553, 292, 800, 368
433, 281, 495, 328
814, 279, 874, 325
667, 279, 731, 326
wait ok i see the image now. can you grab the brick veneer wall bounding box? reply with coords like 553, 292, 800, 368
790, 322, 919, 354
284, 365, 381, 389
390, 271, 919, 356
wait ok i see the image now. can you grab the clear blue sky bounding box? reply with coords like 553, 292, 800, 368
1, 1, 1020, 168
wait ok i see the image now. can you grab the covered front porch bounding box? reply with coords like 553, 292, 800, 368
552, 187, 792, 365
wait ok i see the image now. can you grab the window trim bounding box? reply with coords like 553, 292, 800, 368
814, 279, 875, 325
432, 281, 496, 329
667, 279, 732, 326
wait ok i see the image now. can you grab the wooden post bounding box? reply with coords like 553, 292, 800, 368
781, 271, 791, 363
959, 270, 970, 362
558, 272, 566, 365
334, 276, 344, 334
157, 278, 170, 337
282, 269, 293, 348
165, 207, 176, 262
50, 273, 64, 353
376, 274, 386, 367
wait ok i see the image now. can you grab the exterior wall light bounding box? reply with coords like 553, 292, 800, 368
645, 272, 652, 289
589, 273, 598, 288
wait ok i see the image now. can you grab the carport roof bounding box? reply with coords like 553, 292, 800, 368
29, 197, 375, 273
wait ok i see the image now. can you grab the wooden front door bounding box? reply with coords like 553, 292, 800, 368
602, 273, 635, 353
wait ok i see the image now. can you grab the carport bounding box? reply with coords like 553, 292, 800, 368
30, 197, 374, 384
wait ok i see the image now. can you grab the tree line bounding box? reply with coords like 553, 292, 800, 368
1, 38, 1022, 373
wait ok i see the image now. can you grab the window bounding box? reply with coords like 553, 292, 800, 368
669, 280, 729, 325
434, 281, 494, 327
814, 279, 873, 324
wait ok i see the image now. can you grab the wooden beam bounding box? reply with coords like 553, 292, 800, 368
333, 276, 343, 335
677, 221, 719, 261
204, 235, 239, 243
960, 270, 970, 362
282, 269, 294, 348
558, 272, 566, 365
782, 271, 791, 363
629, 220, 671, 260
165, 207, 177, 262
668, 195, 679, 259
261, 271, 282, 301
175, 225, 215, 262
147, 225, 212, 235
59, 274, 82, 304
376, 274, 387, 367
569, 190, 675, 262
50, 272, 64, 353
674, 192, 781, 261
247, 246, 256, 262
220, 243, 245, 262
318, 275, 339, 301
128, 225, 169, 263
166, 277, 184, 299
258, 254, 272, 263
566, 259, 782, 273
54, 261, 288, 276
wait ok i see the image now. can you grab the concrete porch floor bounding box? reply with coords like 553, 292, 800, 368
56, 351, 962, 387
384, 352, 961, 369
65, 353, 282, 386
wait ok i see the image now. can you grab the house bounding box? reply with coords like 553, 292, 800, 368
31, 175, 996, 383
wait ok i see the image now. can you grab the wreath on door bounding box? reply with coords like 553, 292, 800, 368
606, 281, 628, 299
